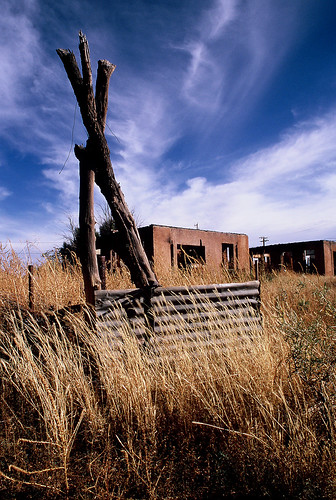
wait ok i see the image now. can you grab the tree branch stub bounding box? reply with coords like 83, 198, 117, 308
96, 60, 116, 131
79, 31, 93, 88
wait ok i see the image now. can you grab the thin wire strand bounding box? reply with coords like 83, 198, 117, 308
59, 102, 77, 174
59, 102, 120, 175
105, 121, 121, 143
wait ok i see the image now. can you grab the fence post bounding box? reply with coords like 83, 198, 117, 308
98, 255, 107, 290
28, 264, 34, 312
254, 260, 259, 281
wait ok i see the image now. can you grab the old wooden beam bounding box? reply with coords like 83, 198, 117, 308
98, 255, 107, 290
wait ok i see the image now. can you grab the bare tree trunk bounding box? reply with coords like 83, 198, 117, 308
57, 31, 159, 289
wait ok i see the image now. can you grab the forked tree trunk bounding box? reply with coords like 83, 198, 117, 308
57, 32, 159, 292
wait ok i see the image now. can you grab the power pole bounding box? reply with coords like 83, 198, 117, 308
259, 236, 269, 274
259, 236, 269, 247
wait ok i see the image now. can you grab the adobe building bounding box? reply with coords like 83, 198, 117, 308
250, 240, 336, 276
138, 224, 250, 271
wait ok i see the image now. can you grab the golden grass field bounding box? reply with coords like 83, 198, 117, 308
0, 244, 336, 499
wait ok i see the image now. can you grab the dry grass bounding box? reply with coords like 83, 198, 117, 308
0, 249, 336, 498
0, 244, 84, 312
153, 257, 253, 288
0, 247, 253, 312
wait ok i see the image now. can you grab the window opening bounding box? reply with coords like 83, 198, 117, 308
177, 244, 205, 268
170, 243, 174, 267
304, 249, 315, 273
264, 253, 271, 264
222, 243, 234, 269
281, 251, 293, 270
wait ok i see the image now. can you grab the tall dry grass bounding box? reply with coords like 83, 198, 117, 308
0, 249, 336, 498
0, 246, 253, 313
0, 245, 84, 312
152, 257, 253, 288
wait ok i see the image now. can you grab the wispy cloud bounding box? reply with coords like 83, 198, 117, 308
102, 74, 183, 215
180, 0, 300, 122
136, 109, 336, 245
0, 1, 87, 237
205, 0, 238, 40
0, 1, 84, 148
180, 0, 238, 110
107, 84, 177, 163
0, 1, 40, 125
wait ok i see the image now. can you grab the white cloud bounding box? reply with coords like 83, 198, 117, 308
102, 77, 181, 213
42, 155, 79, 209
132, 110, 336, 246
0, 1, 84, 151
0, 187, 11, 200
235, 113, 336, 196
0, 208, 65, 260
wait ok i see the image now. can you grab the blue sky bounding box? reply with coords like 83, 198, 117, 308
1, 0, 336, 259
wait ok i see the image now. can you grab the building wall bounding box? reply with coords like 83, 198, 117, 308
139, 225, 250, 271
323, 241, 336, 276
250, 240, 336, 276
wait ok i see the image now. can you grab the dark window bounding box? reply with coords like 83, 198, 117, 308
304, 249, 315, 273
177, 244, 205, 268
264, 253, 271, 266
281, 251, 293, 270
222, 243, 234, 269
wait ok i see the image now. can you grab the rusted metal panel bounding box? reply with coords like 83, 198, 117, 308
95, 281, 261, 355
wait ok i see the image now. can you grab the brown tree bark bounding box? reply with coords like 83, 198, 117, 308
57, 32, 159, 289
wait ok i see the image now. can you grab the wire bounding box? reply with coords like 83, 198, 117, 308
58, 102, 120, 174
59, 101, 78, 174
105, 122, 121, 143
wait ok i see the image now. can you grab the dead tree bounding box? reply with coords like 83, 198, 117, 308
57, 32, 159, 294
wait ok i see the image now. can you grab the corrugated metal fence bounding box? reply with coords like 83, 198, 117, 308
95, 281, 261, 355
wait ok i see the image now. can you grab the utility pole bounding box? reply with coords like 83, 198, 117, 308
259, 236, 269, 247
259, 236, 269, 274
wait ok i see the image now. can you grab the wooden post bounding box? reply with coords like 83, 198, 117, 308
57, 32, 159, 291
28, 264, 34, 312
98, 255, 107, 290
254, 260, 259, 281
79, 157, 101, 305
